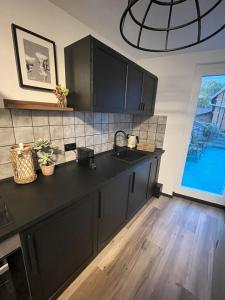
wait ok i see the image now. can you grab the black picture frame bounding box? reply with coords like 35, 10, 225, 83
12, 24, 58, 92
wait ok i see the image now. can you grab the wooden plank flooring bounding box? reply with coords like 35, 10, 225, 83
58, 196, 225, 300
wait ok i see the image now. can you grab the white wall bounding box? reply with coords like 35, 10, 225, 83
138, 49, 225, 201
0, 0, 134, 107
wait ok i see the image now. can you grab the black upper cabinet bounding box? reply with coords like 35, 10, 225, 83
93, 42, 127, 112
125, 63, 143, 113
65, 36, 92, 111
64, 35, 158, 115
98, 172, 130, 250
65, 36, 127, 113
142, 72, 158, 115
20, 193, 98, 300
126, 63, 158, 115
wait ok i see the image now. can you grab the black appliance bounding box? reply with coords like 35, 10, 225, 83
153, 183, 163, 198
0, 259, 16, 300
76, 147, 96, 169
0, 200, 30, 300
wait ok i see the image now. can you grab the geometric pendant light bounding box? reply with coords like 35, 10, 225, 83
120, 0, 225, 52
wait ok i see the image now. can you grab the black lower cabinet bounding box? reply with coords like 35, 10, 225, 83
20, 155, 162, 300
147, 156, 161, 199
7, 249, 30, 300
0, 269, 17, 300
128, 160, 151, 218
20, 193, 98, 300
98, 172, 130, 250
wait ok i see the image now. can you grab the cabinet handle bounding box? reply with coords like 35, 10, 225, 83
98, 191, 103, 219
131, 172, 136, 193
27, 234, 38, 274
0, 262, 9, 276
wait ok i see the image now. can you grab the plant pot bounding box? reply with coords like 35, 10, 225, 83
41, 164, 55, 176
57, 96, 67, 108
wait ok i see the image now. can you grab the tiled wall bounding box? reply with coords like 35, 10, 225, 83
132, 115, 167, 148
0, 108, 167, 180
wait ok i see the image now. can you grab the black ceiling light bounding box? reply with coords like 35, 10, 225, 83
120, 0, 225, 52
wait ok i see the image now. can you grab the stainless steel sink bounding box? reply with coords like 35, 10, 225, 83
111, 148, 147, 163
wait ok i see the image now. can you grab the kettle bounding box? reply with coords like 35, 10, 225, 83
127, 135, 139, 149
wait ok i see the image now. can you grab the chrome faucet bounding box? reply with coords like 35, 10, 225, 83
113, 130, 128, 152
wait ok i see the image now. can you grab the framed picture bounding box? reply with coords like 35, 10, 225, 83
12, 24, 58, 91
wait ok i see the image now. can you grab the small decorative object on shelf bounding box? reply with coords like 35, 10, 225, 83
53, 84, 69, 108
137, 143, 156, 152
33, 138, 58, 176
10, 143, 37, 184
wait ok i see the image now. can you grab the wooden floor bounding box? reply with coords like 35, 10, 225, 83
58, 196, 225, 300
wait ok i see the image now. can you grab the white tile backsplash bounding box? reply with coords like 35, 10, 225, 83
0, 109, 12, 127
0, 146, 11, 164
14, 127, 34, 144
74, 112, 85, 125
32, 111, 49, 126
33, 126, 50, 140
11, 109, 32, 127
63, 125, 75, 138
0, 108, 167, 180
49, 111, 63, 126
0, 128, 15, 146
50, 125, 64, 140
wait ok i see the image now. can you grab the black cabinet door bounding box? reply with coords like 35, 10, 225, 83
147, 157, 160, 199
142, 72, 157, 115
65, 36, 158, 114
93, 43, 127, 112
126, 64, 143, 113
98, 173, 130, 250
21, 193, 98, 300
128, 160, 151, 218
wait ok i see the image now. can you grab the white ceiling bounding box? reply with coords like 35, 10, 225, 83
49, 0, 225, 60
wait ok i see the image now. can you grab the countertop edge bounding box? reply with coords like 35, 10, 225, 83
0, 149, 165, 243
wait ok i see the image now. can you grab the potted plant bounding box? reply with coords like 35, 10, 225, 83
53, 84, 69, 108
33, 138, 58, 176
203, 124, 219, 138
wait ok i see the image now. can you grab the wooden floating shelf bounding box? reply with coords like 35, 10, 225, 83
3, 99, 74, 112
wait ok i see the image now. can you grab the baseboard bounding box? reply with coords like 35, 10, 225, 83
161, 192, 173, 198
173, 192, 225, 210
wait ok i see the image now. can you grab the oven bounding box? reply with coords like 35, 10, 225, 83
0, 234, 29, 300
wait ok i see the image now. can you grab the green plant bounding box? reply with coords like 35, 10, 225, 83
188, 136, 198, 153
197, 80, 224, 108
33, 138, 58, 166
54, 84, 69, 101
203, 124, 219, 137
37, 151, 55, 166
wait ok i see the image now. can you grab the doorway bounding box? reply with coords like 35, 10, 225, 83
178, 64, 225, 205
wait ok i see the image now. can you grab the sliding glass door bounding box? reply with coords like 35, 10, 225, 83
178, 65, 225, 205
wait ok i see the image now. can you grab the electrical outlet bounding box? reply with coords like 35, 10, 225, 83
64, 143, 76, 152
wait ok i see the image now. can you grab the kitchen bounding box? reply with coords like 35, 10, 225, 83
0, 1, 225, 300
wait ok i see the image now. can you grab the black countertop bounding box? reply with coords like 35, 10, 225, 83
0, 149, 164, 243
